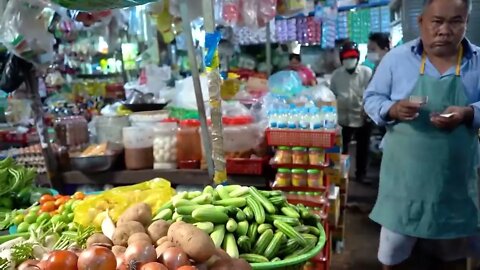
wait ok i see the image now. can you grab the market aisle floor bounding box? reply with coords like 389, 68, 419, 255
331, 143, 382, 270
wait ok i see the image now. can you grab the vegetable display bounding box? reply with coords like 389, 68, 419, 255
0, 157, 52, 230
153, 185, 323, 263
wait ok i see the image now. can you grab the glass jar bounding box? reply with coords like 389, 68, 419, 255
307, 169, 323, 188
153, 122, 178, 169
292, 169, 307, 187
292, 147, 308, 165
273, 146, 292, 164
274, 168, 291, 187
177, 120, 202, 169
96, 115, 130, 145
309, 148, 325, 165
123, 126, 154, 170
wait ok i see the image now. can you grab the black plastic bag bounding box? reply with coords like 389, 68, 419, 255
0, 54, 33, 93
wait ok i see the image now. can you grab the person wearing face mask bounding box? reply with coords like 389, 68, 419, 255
330, 42, 373, 183
364, 0, 480, 268
366, 32, 391, 69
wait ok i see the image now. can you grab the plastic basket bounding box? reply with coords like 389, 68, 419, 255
266, 129, 336, 148
251, 223, 327, 270
226, 157, 269, 175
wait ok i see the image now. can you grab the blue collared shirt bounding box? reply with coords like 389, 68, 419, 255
364, 38, 480, 128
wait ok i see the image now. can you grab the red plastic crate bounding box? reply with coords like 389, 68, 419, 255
226, 157, 270, 175
266, 128, 336, 148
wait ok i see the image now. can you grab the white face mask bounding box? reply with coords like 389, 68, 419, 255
367, 52, 380, 63
342, 59, 358, 70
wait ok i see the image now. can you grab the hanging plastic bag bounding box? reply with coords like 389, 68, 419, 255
222, 0, 241, 26
0, 55, 33, 93
268, 71, 304, 97
258, 0, 277, 27
0, 0, 56, 66
170, 75, 210, 110
242, 0, 259, 28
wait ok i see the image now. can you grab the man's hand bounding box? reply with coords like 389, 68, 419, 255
388, 100, 422, 121
430, 106, 474, 130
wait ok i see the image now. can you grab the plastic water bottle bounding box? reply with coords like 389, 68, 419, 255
310, 107, 323, 130
324, 106, 337, 130
277, 109, 288, 129
299, 108, 310, 129
268, 110, 278, 128
288, 108, 299, 129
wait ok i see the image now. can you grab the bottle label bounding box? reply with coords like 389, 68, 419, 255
311, 122, 323, 130
299, 122, 309, 129
278, 122, 288, 129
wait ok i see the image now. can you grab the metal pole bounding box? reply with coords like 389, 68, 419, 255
266, 21, 272, 75
24, 67, 60, 190
179, 0, 214, 178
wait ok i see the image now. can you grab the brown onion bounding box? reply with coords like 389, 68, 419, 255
124, 242, 157, 264
161, 247, 191, 270
77, 246, 116, 270
17, 260, 40, 270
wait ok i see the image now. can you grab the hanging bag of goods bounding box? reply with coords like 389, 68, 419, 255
49, 0, 157, 11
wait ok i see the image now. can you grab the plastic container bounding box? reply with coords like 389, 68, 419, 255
310, 107, 323, 130
95, 115, 130, 145
307, 169, 323, 188
54, 116, 89, 148
123, 126, 154, 170
129, 110, 169, 128
292, 169, 308, 187
177, 120, 202, 169
273, 146, 292, 164
274, 168, 292, 187
292, 147, 308, 165
153, 122, 178, 169
223, 116, 262, 158
309, 147, 325, 165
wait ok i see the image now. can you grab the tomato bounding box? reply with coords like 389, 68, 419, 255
54, 194, 62, 200
41, 201, 56, 212
55, 197, 68, 207
39, 195, 54, 204
77, 246, 116, 270
73, 192, 86, 200
45, 250, 78, 270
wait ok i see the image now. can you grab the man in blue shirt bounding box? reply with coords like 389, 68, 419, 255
364, 0, 479, 269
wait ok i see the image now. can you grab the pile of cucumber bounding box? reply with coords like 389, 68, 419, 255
153, 185, 323, 263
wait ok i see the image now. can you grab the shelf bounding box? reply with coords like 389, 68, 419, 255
57, 169, 270, 190
338, 0, 391, 11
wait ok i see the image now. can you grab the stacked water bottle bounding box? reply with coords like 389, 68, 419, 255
268, 106, 338, 131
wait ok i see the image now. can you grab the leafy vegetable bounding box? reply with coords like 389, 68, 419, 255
10, 243, 34, 265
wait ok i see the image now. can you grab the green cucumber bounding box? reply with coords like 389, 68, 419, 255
191, 193, 213, 204
194, 222, 215, 234
257, 224, 273, 234
229, 186, 250, 197
210, 225, 226, 248
249, 187, 276, 214
243, 206, 254, 220
281, 206, 300, 219
192, 207, 229, 223
253, 229, 274, 255
237, 235, 252, 253
214, 198, 247, 208
246, 196, 265, 224
216, 186, 231, 200
223, 233, 239, 258
153, 208, 173, 221
239, 254, 269, 263
236, 220, 249, 236
226, 218, 238, 232
273, 220, 308, 247
236, 210, 246, 221
266, 215, 300, 226
264, 231, 285, 259
247, 222, 259, 243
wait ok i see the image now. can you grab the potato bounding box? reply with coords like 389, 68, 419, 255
86, 233, 113, 248
128, 232, 152, 245
112, 246, 126, 257
148, 220, 170, 243
117, 203, 152, 227
155, 241, 176, 259
112, 221, 145, 246
156, 236, 169, 247
210, 258, 252, 270
167, 222, 215, 263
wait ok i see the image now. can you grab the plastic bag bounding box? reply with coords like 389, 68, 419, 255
258, 0, 277, 27
242, 0, 258, 28
268, 71, 304, 97
222, 0, 241, 26
170, 75, 209, 110
50, 0, 155, 11
310, 82, 336, 102
0, 0, 56, 66
73, 178, 175, 228
0, 55, 32, 93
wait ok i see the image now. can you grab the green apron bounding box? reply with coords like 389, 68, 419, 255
370, 46, 479, 239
